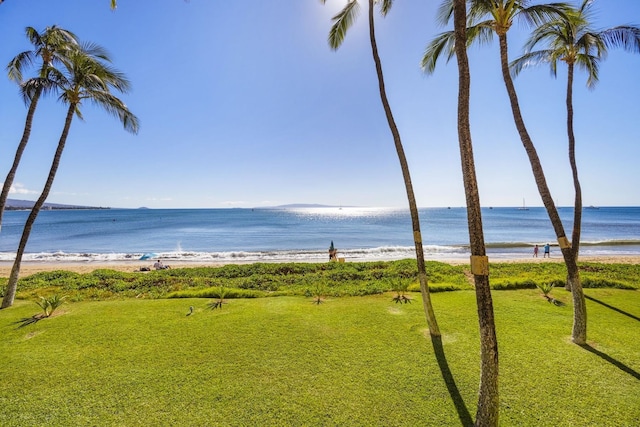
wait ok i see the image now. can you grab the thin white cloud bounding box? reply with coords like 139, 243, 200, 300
5, 182, 38, 195
220, 201, 248, 207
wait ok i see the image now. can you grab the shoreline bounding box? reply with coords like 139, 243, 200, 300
1, 254, 638, 278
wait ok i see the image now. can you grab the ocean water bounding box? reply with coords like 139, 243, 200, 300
0, 206, 639, 263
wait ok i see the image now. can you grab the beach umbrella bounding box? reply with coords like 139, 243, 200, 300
330, 241, 334, 251
140, 252, 157, 261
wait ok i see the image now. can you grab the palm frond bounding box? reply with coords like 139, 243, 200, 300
80, 41, 112, 62
6, 50, 34, 83
435, 0, 454, 27
523, 21, 565, 52
421, 31, 456, 74
378, 0, 393, 17
88, 91, 140, 134
19, 77, 56, 104
600, 26, 640, 54
575, 52, 599, 88
24, 26, 42, 47
328, 0, 361, 50
579, 0, 594, 15
509, 49, 556, 77
467, 21, 495, 46
518, 3, 570, 29
468, 0, 497, 25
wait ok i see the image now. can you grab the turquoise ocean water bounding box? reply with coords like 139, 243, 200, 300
0, 206, 639, 263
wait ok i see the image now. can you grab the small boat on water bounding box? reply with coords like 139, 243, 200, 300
517, 198, 529, 211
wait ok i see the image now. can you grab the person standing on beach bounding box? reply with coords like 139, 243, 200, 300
329, 241, 337, 261
543, 243, 550, 258
533, 245, 539, 257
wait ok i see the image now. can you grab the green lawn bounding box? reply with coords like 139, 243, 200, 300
1, 287, 638, 426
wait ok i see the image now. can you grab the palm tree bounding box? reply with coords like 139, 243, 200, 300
1, 43, 139, 309
510, 0, 640, 265
453, 1, 499, 424
0, 26, 79, 233
320, 0, 440, 336
423, 0, 588, 345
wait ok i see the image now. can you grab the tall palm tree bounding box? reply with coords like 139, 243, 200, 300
0, 26, 79, 233
451, 1, 499, 424
510, 0, 640, 265
423, 0, 588, 345
320, 0, 440, 336
1, 43, 139, 309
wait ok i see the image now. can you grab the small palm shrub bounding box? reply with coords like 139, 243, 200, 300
13, 294, 66, 328
207, 284, 228, 310
390, 278, 413, 304
35, 294, 67, 317
311, 282, 326, 305
536, 282, 565, 306
537, 282, 554, 298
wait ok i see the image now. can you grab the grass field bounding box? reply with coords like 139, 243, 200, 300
1, 284, 638, 426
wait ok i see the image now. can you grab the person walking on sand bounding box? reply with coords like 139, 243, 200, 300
543, 243, 550, 258
533, 244, 539, 258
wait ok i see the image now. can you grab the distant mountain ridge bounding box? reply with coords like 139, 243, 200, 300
5, 198, 109, 210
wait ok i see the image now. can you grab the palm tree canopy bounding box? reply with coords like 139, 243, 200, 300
510, 0, 640, 88
421, 0, 568, 74
7, 26, 79, 84
469, 0, 571, 35
319, 0, 394, 50
58, 43, 139, 134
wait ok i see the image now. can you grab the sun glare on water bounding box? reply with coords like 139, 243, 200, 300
289, 206, 403, 220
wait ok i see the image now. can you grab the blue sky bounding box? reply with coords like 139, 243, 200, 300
1, 0, 638, 209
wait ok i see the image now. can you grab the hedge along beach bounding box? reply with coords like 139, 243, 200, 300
1, 206, 639, 277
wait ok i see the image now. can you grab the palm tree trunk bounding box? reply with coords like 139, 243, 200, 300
497, 34, 586, 344
367, 0, 440, 336
1, 105, 74, 309
0, 88, 43, 233
454, 1, 498, 425
566, 62, 583, 265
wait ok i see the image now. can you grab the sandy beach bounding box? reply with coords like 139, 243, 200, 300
1, 255, 637, 278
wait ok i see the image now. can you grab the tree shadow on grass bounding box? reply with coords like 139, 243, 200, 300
584, 295, 640, 322
12, 314, 46, 329
430, 335, 474, 427
579, 344, 640, 381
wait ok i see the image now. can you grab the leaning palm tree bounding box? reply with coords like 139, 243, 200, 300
320, 0, 440, 336
0, 26, 79, 233
510, 0, 640, 265
1, 43, 139, 309
423, 0, 588, 345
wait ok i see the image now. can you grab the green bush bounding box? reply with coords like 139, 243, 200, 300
6, 260, 638, 303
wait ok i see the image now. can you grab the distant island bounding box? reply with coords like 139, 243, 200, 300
5, 198, 110, 211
